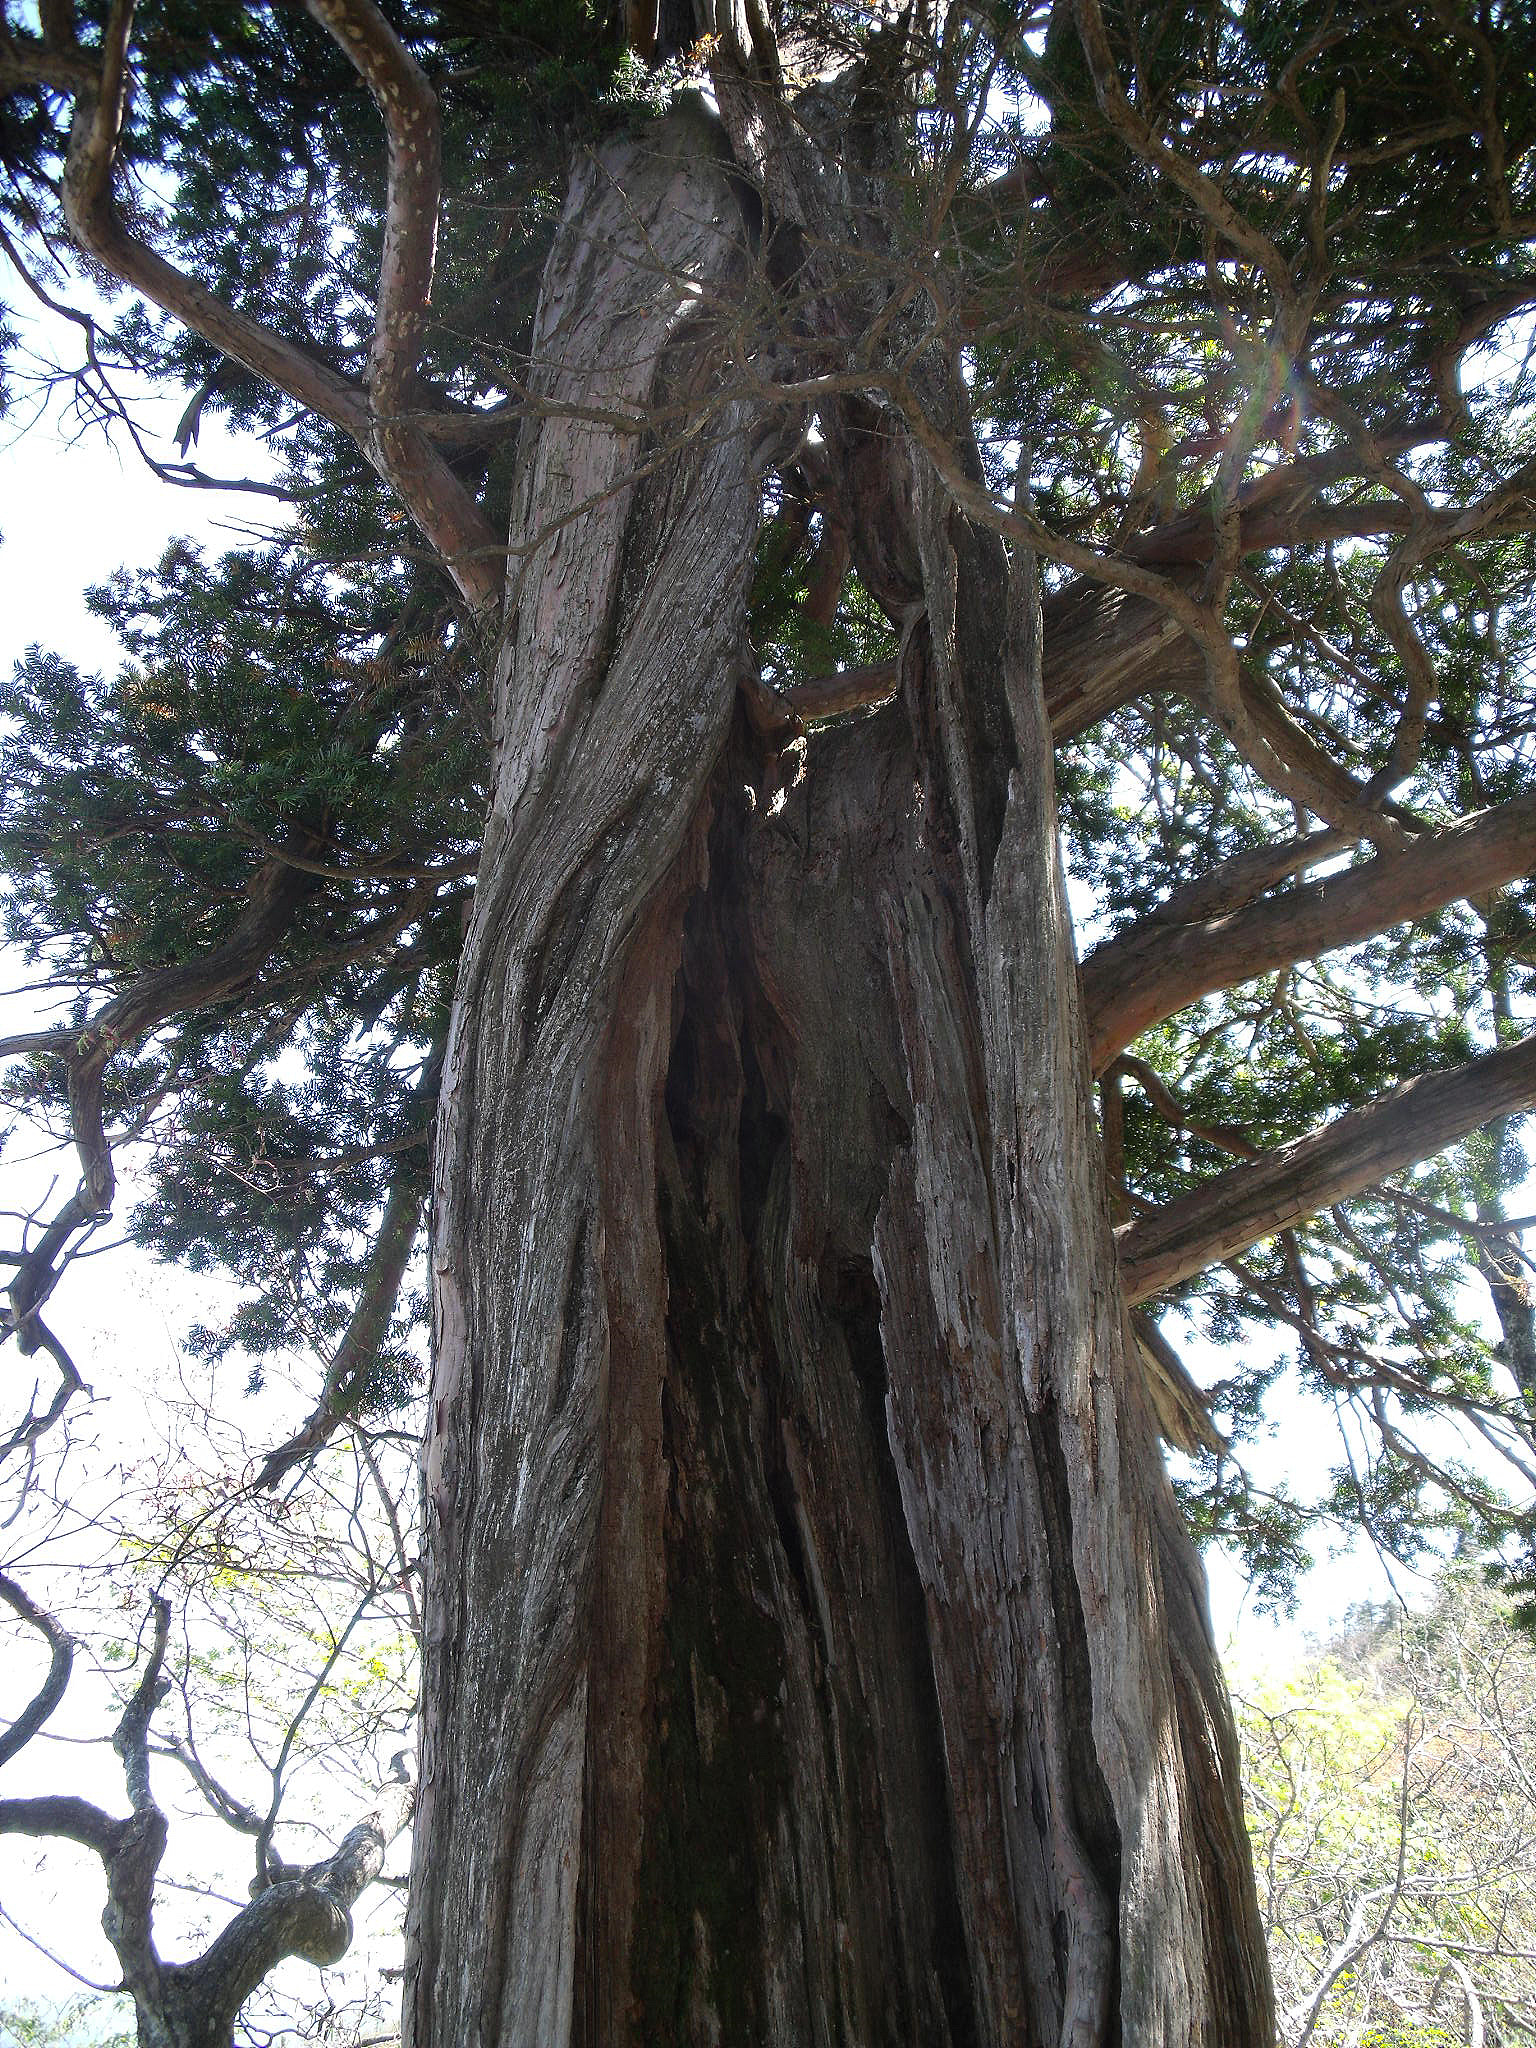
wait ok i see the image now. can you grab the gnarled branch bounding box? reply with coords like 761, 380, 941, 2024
47, 0, 501, 615
0, 1587, 413, 2046
0, 1572, 74, 1767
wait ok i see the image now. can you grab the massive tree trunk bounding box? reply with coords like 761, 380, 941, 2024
408, 108, 1272, 2048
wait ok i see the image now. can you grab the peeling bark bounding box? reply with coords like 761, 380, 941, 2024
409, 113, 768, 2048
412, 108, 1271, 2048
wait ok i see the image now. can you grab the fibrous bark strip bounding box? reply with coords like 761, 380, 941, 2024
412, 109, 1271, 2048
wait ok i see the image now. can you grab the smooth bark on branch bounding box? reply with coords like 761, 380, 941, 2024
300, 0, 503, 614
302, 0, 440, 412
782, 657, 900, 722
1084, 791, 1536, 1074
59, 3, 368, 438
1117, 1033, 1536, 1303
53, 0, 500, 613
0, 1572, 74, 1766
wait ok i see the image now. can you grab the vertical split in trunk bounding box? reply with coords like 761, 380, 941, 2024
407, 113, 766, 2048
411, 108, 1272, 2048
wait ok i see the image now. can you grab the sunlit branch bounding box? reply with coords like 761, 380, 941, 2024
1083, 792, 1536, 1076
59, 2, 370, 438
302, 0, 503, 615
43, 0, 502, 614
1118, 1034, 1536, 1303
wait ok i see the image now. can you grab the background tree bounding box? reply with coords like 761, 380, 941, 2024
0, 1357, 423, 2047
1, 0, 1534, 2043
1239, 1573, 1536, 2047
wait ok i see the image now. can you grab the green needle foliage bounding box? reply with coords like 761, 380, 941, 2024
2, 0, 1534, 1613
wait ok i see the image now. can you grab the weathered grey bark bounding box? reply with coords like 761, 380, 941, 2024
411, 108, 1272, 2048
409, 113, 772, 2047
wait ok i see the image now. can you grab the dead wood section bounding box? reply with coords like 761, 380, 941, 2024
403, 68, 1275, 2038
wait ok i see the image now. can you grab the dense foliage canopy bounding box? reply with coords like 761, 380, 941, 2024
1, 0, 1535, 2034
4, 0, 1533, 1591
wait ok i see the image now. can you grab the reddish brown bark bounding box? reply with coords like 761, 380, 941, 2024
411, 106, 1272, 2048
1117, 1033, 1536, 1302
53, 0, 501, 613
1083, 792, 1536, 1075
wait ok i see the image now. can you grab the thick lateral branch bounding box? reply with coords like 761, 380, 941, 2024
180, 1776, 414, 2035
60, 3, 367, 438
303, 0, 438, 413
1084, 790, 1536, 1074
53, 0, 500, 614
782, 588, 1182, 731
781, 658, 899, 721
958, 516, 1410, 852
0, 1792, 123, 1853
784, 581, 1197, 734
889, 344, 1401, 853
0, 23, 96, 90
0, 1573, 74, 1767
1117, 1033, 1536, 1302
301, 0, 502, 614
1042, 582, 1193, 740
784, 473, 1413, 741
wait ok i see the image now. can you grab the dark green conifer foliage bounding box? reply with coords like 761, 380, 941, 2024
2, 0, 1535, 1603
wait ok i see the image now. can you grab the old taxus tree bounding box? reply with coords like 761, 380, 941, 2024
2, 0, 1535, 2041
